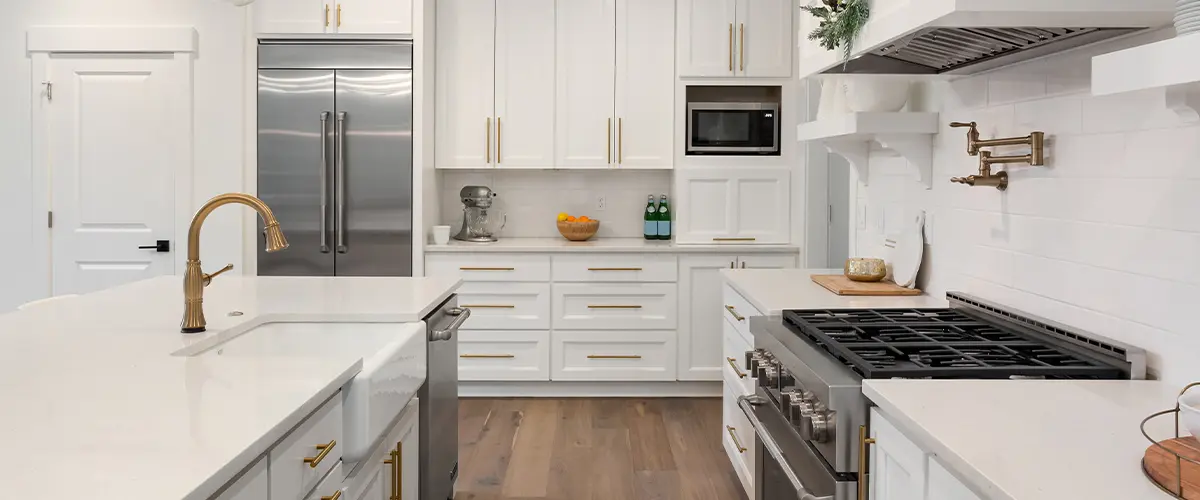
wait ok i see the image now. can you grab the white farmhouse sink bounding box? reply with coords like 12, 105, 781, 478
184, 321, 428, 463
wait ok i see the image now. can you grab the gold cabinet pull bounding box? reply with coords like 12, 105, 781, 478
324, 4, 331, 27
727, 426, 747, 453
728, 23, 734, 72
336, 3, 342, 27
587, 355, 642, 359
394, 442, 403, 500
606, 118, 612, 164
618, 118, 623, 164
587, 305, 642, 309
321, 492, 342, 500
460, 304, 515, 309
459, 266, 514, 271
713, 237, 756, 242
496, 117, 502, 163
727, 357, 747, 378
739, 23, 745, 72
725, 305, 745, 322
485, 118, 491, 163
587, 267, 643, 271
384, 449, 398, 500
461, 354, 516, 359
303, 440, 337, 468
858, 426, 876, 500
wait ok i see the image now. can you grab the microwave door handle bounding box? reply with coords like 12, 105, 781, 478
737, 395, 827, 500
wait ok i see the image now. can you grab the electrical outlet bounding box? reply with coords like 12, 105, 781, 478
596, 196, 606, 211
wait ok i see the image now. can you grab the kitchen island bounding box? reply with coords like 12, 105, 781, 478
0, 275, 461, 500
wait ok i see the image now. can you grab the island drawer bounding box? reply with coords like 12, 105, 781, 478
302, 461, 345, 500
551, 283, 678, 330
270, 394, 343, 500
457, 282, 551, 330
551, 254, 678, 282
458, 330, 550, 381
550, 330, 676, 381
722, 284, 761, 347
426, 254, 550, 282
723, 323, 754, 396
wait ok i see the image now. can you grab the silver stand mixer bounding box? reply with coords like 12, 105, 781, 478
453, 185, 506, 242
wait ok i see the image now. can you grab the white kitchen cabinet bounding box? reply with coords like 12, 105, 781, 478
675, 167, 791, 244
615, 0, 675, 168
721, 376, 755, 498
304, 463, 345, 500
345, 400, 420, 500
215, 456, 269, 500
436, 0, 554, 169
552, 283, 678, 331
928, 457, 983, 500
737, 253, 796, 269
870, 407, 928, 500
255, 0, 411, 35
459, 330, 551, 381
551, 330, 677, 381
677, 0, 793, 78
556, 0, 617, 168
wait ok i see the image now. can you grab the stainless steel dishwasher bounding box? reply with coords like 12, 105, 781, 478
421, 296, 468, 500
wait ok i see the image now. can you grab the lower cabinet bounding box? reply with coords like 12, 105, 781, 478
305, 463, 345, 500
721, 375, 755, 498
344, 399, 421, 500
551, 330, 676, 381
869, 407, 982, 500
215, 456, 269, 500
458, 330, 551, 381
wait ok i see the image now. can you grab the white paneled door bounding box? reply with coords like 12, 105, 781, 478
435, 0, 496, 168
555, 0, 616, 168
47, 54, 187, 295
678, 255, 739, 380
736, 0, 793, 77
495, 0, 556, 168
615, 0, 674, 168
677, 0, 738, 77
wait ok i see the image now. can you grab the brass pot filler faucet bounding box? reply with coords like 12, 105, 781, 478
948, 121, 1045, 191
182, 193, 289, 333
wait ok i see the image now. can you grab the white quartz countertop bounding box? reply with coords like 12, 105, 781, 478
426, 237, 801, 253
0, 275, 461, 500
864, 379, 1179, 500
720, 268, 947, 314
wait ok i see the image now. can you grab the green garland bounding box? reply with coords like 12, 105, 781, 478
800, 0, 870, 64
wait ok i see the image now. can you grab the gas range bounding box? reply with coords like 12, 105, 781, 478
736, 292, 1145, 500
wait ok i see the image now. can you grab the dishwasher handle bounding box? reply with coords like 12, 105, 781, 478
431, 307, 470, 341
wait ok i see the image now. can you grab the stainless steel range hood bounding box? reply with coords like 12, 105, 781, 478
826, 27, 1141, 75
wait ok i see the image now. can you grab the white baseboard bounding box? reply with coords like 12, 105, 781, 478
459, 381, 721, 398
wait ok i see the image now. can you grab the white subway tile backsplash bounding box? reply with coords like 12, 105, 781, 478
856, 36, 1200, 384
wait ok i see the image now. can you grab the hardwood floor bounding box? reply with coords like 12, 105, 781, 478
455, 398, 749, 500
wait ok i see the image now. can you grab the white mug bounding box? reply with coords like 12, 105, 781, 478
432, 225, 451, 245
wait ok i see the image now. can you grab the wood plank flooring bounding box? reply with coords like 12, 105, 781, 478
455, 398, 749, 500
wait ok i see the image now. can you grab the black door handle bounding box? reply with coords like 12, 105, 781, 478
138, 240, 170, 252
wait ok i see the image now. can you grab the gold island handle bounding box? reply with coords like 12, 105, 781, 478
304, 439, 337, 468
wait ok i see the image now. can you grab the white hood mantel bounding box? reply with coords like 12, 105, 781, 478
797, 0, 1175, 79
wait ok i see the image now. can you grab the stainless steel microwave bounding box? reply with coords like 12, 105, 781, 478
686, 102, 780, 155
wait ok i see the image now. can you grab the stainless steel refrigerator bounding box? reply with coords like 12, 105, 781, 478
257, 41, 413, 277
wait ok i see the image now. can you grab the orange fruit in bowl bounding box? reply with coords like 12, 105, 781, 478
578, 216, 590, 222
566, 216, 577, 222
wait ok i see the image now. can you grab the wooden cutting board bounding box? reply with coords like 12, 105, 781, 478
811, 274, 922, 296
1145, 436, 1200, 499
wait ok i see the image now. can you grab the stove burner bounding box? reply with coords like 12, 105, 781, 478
782, 308, 1125, 379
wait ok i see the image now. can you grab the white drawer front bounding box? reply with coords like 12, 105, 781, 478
723, 321, 754, 396
302, 461, 344, 500
551, 254, 678, 282
551, 330, 676, 381
458, 330, 550, 381
722, 284, 761, 346
425, 254, 550, 282
458, 282, 551, 330
552, 283, 678, 330
270, 395, 343, 500
721, 381, 755, 496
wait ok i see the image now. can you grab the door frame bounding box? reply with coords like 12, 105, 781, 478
28, 26, 198, 298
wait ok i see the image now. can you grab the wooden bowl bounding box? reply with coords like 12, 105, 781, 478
557, 220, 600, 241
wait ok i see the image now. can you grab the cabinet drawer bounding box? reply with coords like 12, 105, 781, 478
721, 381, 755, 497
458, 330, 550, 381
551, 330, 676, 381
425, 254, 550, 282
458, 282, 551, 330
723, 322, 754, 396
271, 395, 344, 500
552, 283, 677, 330
551, 254, 678, 282
303, 461, 344, 500
722, 284, 761, 346
214, 455, 268, 500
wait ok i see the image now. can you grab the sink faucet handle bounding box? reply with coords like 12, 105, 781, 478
203, 264, 235, 286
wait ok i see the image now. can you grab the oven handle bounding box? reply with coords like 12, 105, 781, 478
738, 395, 826, 500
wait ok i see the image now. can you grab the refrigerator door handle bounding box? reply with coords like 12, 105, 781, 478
319, 111, 331, 253
335, 111, 348, 254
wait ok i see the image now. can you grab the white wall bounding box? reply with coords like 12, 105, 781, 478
1, 0, 250, 310
850, 30, 1199, 383
439, 170, 672, 238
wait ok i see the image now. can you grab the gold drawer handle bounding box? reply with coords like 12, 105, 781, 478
727, 426, 747, 453
858, 425, 876, 500
459, 267, 515, 271
587, 267, 643, 271
587, 305, 643, 309
713, 237, 756, 242
387, 447, 401, 499
460, 304, 516, 309
303, 439, 336, 468
725, 305, 745, 322
587, 355, 642, 359
460, 354, 516, 359
321, 491, 342, 500
727, 357, 747, 378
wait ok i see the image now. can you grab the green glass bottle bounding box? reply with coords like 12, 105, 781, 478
656, 194, 672, 240
643, 195, 658, 240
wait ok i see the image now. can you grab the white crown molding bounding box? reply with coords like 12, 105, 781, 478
27, 26, 198, 53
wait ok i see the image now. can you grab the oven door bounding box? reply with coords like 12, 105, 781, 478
738, 393, 855, 500
686, 102, 780, 155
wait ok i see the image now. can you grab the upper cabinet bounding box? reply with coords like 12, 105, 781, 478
255, 0, 412, 35
677, 0, 793, 78
556, 0, 675, 169
674, 167, 790, 244
436, 0, 555, 169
